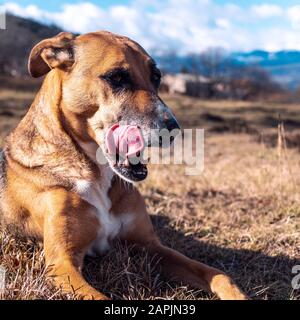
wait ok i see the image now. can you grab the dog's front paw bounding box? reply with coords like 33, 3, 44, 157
211, 274, 249, 300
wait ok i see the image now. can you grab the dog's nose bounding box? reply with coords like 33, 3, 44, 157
145, 101, 181, 148
154, 114, 181, 147
165, 116, 181, 133
161, 116, 181, 145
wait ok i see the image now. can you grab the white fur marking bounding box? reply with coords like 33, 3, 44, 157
75, 165, 134, 256
76, 179, 91, 194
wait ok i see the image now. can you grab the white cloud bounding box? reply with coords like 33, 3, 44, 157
3, 1, 300, 53
5, 2, 44, 19
50, 3, 106, 33
287, 5, 300, 30
215, 18, 231, 29
252, 4, 283, 18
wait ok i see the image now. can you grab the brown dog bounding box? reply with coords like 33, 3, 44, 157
0, 31, 247, 300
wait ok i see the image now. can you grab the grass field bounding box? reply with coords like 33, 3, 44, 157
0, 81, 299, 300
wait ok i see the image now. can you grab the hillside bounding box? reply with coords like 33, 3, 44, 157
232, 51, 300, 90
0, 14, 62, 76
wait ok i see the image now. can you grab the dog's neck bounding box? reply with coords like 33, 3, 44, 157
5, 71, 100, 188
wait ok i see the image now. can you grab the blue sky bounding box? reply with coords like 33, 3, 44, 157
3, 1, 300, 53
5, 0, 300, 11
1, 1, 131, 11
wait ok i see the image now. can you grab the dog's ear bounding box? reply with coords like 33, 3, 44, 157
28, 32, 76, 78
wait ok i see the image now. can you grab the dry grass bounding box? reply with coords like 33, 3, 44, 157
0, 83, 299, 300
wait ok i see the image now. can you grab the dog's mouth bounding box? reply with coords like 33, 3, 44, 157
109, 153, 148, 183
105, 124, 148, 183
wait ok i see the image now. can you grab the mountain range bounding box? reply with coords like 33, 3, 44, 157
155, 50, 300, 90
231, 51, 300, 90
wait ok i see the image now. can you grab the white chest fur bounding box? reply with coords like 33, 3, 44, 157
75, 167, 133, 256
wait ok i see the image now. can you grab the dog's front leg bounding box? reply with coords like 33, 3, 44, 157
42, 189, 109, 300
121, 190, 248, 300
140, 241, 248, 300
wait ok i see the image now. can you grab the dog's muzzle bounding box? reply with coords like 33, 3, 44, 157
104, 100, 181, 183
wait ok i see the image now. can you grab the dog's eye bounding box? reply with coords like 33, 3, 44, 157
101, 69, 132, 91
152, 68, 161, 88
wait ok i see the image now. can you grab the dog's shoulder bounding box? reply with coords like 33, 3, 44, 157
4, 101, 97, 190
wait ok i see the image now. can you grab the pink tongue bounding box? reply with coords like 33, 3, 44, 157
105, 124, 145, 158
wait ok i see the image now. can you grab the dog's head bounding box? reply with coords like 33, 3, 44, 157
28, 31, 180, 183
